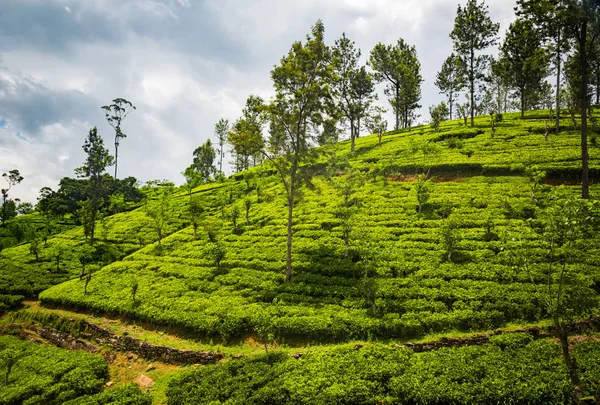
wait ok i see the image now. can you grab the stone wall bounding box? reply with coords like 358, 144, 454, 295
4, 320, 222, 365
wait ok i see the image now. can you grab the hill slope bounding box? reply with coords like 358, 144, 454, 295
32, 111, 600, 343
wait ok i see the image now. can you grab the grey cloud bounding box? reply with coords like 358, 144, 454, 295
0, 69, 96, 135
0, 0, 520, 204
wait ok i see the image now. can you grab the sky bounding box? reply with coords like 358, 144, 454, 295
0, 0, 517, 203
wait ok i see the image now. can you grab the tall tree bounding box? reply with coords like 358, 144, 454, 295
500, 18, 551, 117
352, 66, 377, 143
265, 20, 332, 282
228, 96, 266, 172
517, 0, 600, 198
369, 39, 423, 130
516, 0, 570, 134
435, 53, 467, 119
75, 127, 114, 244
331, 34, 376, 152
450, 0, 499, 126
1, 170, 23, 226
192, 139, 216, 183
214, 118, 229, 177
101, 98, 135, 179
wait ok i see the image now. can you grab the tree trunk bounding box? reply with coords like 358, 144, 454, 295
286, 195, 293, 283
558, 327, 583, 402
350, 120, 356, 152
470, 49, 475, 127
449, 90, 454, 120
556, 31, 562, 135
395, 85, 400, 131
114, 139, 119, 179
521, 92, 525, 118
580, 26, 590, 200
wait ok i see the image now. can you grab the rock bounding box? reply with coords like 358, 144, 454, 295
134, 374, 155, 389
231, 354, 245, 360
353, 344, 365, 350
123, 331, 129, 336
146, 364, 155, 372
291, 352, 303, 359
106, 381, 114, 387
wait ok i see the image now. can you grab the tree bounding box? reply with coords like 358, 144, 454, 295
29, 236, 41, 261
366, 106, 388, 146
516, 0, 571, 135
244, 197, 252, 226
517, 0, 600, 199
16, 202, 33, 215
1, 170, 23, 226
265, 20, 332, 282
332, 33, 360, 151
488, 58, 512, 114
525, 165, 547, 205
500, 18, 551, 117
84, 271, 92, 295
131, 279, 139, 302
228, 96, 266, 172
435, 54, 467, 119
414, 173, 432, 214
77, 244, 95, 280
440, 217, 459, 262
144, 186, 174, 254
429, 102, 450, 132
182, 165, 202, 197
450, 0, 500, 126
101, 98, 136, 179
214, 118, 230, 177
331, 34, 377, 152
75, 128, 114, 245
192, 139, 216, 183
229, 203, 241, 234
370, 39, 423, 130
255, 313, 275, 363
207, 242, 226, 273
187, 195, 204, 239
511, 197, 599, 402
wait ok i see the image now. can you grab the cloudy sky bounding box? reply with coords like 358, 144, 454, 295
0, 0, 517, 203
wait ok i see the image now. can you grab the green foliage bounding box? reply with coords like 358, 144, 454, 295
101, 98, 136, 179
369, 38, 423, 130
414, 173, 432, 213
63, 384, 151, 405
0, 335, 108, 404
435, 53, 466, 119
214, 118, 230, 176
440, 216, 459, 262
451, 0, 500, 126
144, 187, 175, 253
429, 102, 450, 132
500, 18, 551, 117
192, 139, 217, 183
167, 340, 600, 404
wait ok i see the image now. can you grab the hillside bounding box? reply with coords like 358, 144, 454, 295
2, 111, 600, 404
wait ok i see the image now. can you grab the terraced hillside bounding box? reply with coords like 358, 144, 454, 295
2, 111, 600, 404
32, 111, 600, 342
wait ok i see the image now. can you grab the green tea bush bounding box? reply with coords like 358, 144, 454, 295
167, 340, 600, 404
0, 335, 108, 405
62, 384, 151, 405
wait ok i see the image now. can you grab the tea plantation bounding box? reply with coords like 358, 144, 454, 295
0, 334, 149, 405
2, 111, 600, 404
